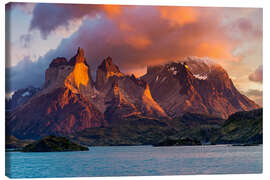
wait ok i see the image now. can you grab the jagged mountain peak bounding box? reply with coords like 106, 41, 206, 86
96, 56, 124, 89
74, 47, 86, 64
48, 47, 87, 69
130, 73, 137, 80
145, 57, 234, 87
98, 56, 121, 73
68, 47, 88, 66
104, 56, 113, 64
64, 48, 93, 93
76, 47, 84, 57
146, 61, 195, 87
179, 56, 226, 79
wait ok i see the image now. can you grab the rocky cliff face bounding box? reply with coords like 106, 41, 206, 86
142, 57, 260, 118
95, 56, 124, 90
104, 75, 168, 124
7, 48, 106, 139
44, 48, 94, 94
7, 48, 168, 139
7, 88, 106, 139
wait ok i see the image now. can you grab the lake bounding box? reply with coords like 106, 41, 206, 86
5, 145, 262, 178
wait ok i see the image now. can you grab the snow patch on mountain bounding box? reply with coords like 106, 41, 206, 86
194, 74, 208, 80
169, 67, 176, 71
22, 91, 30, 97
166, 65, 179, 75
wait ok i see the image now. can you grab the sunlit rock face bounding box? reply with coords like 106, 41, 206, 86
104, 74, 169, 124
44, 47, 94, 94
64, 47, 94, 94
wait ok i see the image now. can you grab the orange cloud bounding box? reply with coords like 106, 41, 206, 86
119, 22, 134, 31
123, 67, 147, 77
158, 6, 198, 26
103, 5, 122, 18
125, 35, 151, 50
195, 42, 239, 61
17, 4, 261, 95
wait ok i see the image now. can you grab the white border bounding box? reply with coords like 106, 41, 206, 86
1, 0, 269, 180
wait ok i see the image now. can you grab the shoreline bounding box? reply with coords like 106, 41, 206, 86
5, 143, 262, 152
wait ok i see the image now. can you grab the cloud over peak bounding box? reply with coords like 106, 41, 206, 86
7, 3, 262, 99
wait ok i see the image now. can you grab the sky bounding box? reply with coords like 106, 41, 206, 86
5, 3, 263, 106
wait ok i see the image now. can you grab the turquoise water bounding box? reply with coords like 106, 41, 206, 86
6, 145, 262, 178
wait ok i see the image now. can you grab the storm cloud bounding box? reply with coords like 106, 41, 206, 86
29, 4, 121, 39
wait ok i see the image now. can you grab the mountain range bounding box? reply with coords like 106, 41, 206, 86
6, 47, 260, 140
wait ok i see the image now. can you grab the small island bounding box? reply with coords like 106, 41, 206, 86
153, 137, 201, 147
22, 135, 89, 152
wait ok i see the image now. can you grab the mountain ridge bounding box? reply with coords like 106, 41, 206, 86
142, 57, 260, 118
6, 47, 260, 139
